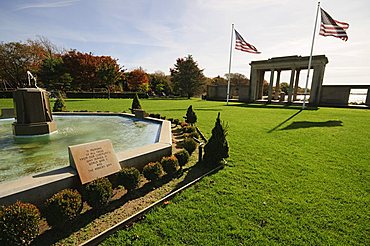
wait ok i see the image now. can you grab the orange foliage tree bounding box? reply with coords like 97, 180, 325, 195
62, 50, 122, 91
126, 67, 149, 92
0, 40, 47, 88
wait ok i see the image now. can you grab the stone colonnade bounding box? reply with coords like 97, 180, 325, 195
249, 55, 328, 106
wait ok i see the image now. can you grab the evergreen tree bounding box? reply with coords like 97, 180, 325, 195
170, 55, 205, 99
185, 105, 197, 125
130, 93, 142, 113
203, 112, 229, 166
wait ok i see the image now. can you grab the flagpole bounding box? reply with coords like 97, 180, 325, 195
302, 1, 320, 109
226, 24, 234, 105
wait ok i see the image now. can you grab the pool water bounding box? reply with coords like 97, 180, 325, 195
0, 115, 160, 182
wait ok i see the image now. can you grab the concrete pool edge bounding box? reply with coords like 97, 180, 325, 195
0, 112, 172, 206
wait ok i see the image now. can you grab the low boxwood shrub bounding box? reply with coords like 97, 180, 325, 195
0, 201, 40, 245
161, 156, 179, 175
183, 125, 196, 133
83, 177, 113, 210
143, 162, 163, 181
174, 149, 190, 167
44, 189, 82, 228
173, 119, 180, 126
167, 118, 173, 123
184, 131, 199, 139
182, 137, 197, 155
149, 113, 161, 119
180, 121, 188, 128
116, 167, 141, 191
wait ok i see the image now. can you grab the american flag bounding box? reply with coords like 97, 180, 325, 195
234, 29, 260, 54
319, 8, 349, 41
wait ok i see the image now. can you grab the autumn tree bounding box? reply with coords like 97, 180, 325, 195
0, 40, 47, 89
62, 50, 122, 91
149, 71, 172, 95
209, 76, 228, 85
170, 55, 205, 99
224, 73, 250, 86
279, 82, 289, 94
126, 67, 149, 92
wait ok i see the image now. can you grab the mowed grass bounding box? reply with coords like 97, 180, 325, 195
1, 98, 369, 245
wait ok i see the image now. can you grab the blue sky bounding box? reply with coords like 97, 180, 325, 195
1, 0, 369, 86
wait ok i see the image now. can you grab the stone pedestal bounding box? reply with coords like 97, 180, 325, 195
12, 88, 57, 136
134, 109, 146, 119
12, 122, 57, 136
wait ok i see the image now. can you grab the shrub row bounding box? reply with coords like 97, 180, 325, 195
65, 91, 149, 99
0, 147, 194, 244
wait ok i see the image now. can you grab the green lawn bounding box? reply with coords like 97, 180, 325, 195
1, 98, 369, 245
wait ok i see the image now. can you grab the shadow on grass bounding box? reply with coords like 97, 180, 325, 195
280, 120, 343, 130
171, 162, 223, 194
267, 110, 303, 133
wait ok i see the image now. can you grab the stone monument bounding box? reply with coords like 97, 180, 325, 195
12, 72, 57, 136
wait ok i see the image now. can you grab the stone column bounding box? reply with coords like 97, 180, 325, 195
293, 69, 301, 101
268, 69, 275, 103
257, 70, 265, 100
366, 87, 370, 106
274, 70, 281, 100
287, 69, 296, 103
249, 68, 258, 102
310, 66, 325, 106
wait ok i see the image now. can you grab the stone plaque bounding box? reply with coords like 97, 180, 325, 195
68, 139, 121, 184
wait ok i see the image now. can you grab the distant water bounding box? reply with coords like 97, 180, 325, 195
281, 89, 368, 104
349, 89, 368, 104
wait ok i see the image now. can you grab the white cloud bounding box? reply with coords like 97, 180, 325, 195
16, 0, 80, 10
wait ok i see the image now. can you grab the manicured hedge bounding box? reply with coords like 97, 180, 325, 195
65, 92, 149, 99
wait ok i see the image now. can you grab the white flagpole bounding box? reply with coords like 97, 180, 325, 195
302, 1, 320, 109
226, 24, 234, 105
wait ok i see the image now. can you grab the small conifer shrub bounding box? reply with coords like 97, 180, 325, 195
203, 112, 229, 166
53, 91, 67, 112
83, 177, 113, 210
182, 137, 197, 155
130, 93, 142, 113
116, 167, 141, 191
161, 156, 179, 175
184, 105, 197, 125
44, 189, 82, 227
174, 149, 190, 168
0, 201, 40, 245
143, 162, 163, 181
